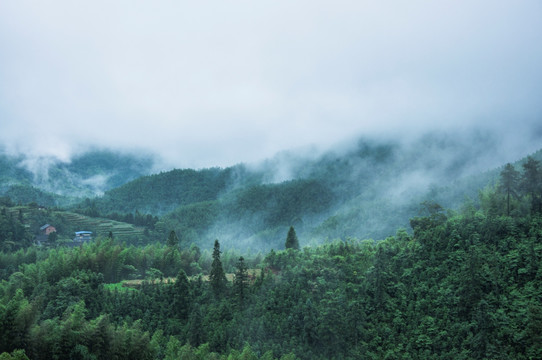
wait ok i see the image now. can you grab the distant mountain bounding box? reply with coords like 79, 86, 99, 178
73, 130, 540, 251
0, 149, 156, 205
4, 132, 539, 251
0, 152, 33, 191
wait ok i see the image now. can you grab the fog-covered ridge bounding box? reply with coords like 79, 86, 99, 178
0, 149, 156, 205
2, 128, 541, 251
66, 129, 542, 251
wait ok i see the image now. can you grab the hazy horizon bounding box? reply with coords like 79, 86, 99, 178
1, 1, 541, 169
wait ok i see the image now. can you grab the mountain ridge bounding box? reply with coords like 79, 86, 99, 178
2, 131, 541, 251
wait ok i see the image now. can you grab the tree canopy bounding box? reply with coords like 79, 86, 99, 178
285, 226, 299, 250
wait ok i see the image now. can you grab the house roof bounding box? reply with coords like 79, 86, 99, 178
75, 231, 92, 235
40, 224, 52, 231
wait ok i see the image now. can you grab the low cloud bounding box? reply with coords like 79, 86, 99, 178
0, 1, 541, 168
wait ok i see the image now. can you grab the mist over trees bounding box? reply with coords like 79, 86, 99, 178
1, 183, 542, 358
0, 150, 155, 204
60, 131, 537, 252
1, 132, 542, 358
2, 132, 540, 253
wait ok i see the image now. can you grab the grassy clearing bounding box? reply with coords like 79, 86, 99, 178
104, 282, 137, 292
116, 269, 263, 289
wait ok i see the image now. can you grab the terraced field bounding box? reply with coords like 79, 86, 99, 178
55, 211, 146, 241
6, 206, 146, 243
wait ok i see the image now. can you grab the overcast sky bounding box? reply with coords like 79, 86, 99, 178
1, 1, 541, 168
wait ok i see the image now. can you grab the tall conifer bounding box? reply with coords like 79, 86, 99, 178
167, 230, 179, 249
500, 163, 520, 216
285, 226, 300, 250
522, 156, 541, 213
209, 239, 227, 296
233, 256, 248, 308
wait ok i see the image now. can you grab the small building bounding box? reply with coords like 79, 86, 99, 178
40, 224, 56, 235
73, 231, 93, 245
35, 224, 57, 246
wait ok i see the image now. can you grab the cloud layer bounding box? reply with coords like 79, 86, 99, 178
1, 1, 541, 168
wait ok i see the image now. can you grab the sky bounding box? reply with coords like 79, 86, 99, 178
1, 1, 541, 169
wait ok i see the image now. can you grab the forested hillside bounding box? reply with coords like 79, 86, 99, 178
0, 153, 34, 192
87, 167, 239, 215
0, 149, 156, 205
3, 132, 534, 253
158, 178, 334, 251
69, 132, 536, 252
0, 153, 541, 359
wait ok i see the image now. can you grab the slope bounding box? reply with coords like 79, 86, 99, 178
3, 205, 146, 246
67, 130, 542, 251
154, 131, 536, 250
0, 149, 156, 204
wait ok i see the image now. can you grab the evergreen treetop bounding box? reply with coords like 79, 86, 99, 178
285, 226, 299, 250
209, 239, 227, 296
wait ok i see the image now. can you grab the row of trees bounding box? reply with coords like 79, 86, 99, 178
498, 156, 542, 215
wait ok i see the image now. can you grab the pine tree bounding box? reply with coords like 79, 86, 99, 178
522, 156, 542, 213
285, 226, 300, 250
167, 230, 179, 249
500, 163, 520, 216
209, 239, 227, 296
172, 269, 191, 320
233, 256, 248, 308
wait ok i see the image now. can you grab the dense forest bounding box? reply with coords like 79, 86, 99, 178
1, 148, 541, 359
63, 133, 527, 251
3, 133, 519, 248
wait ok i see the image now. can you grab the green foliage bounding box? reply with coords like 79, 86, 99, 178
89, 167, 232, 215
284, 226, 299, 250
0, 207, 32, 252
0, 349, 29, 360
209, 240, 227, 297
157, 178, 333, 251
233, 257, 248, 308
229, 179, 333, 228
166, 230, 179, 249
522, 156, 542, 213
160, 200, 220, 245
171, 269, 191, 320
480, 158, 542, 218
409, 200, 447, 237
500, 163, 521, 216
0, 209, 541, 358
4, 137, 542, 253
4, 185, 59, 208
2, 144, 542, 359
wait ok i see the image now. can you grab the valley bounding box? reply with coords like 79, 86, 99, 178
1, 133, 541, 359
